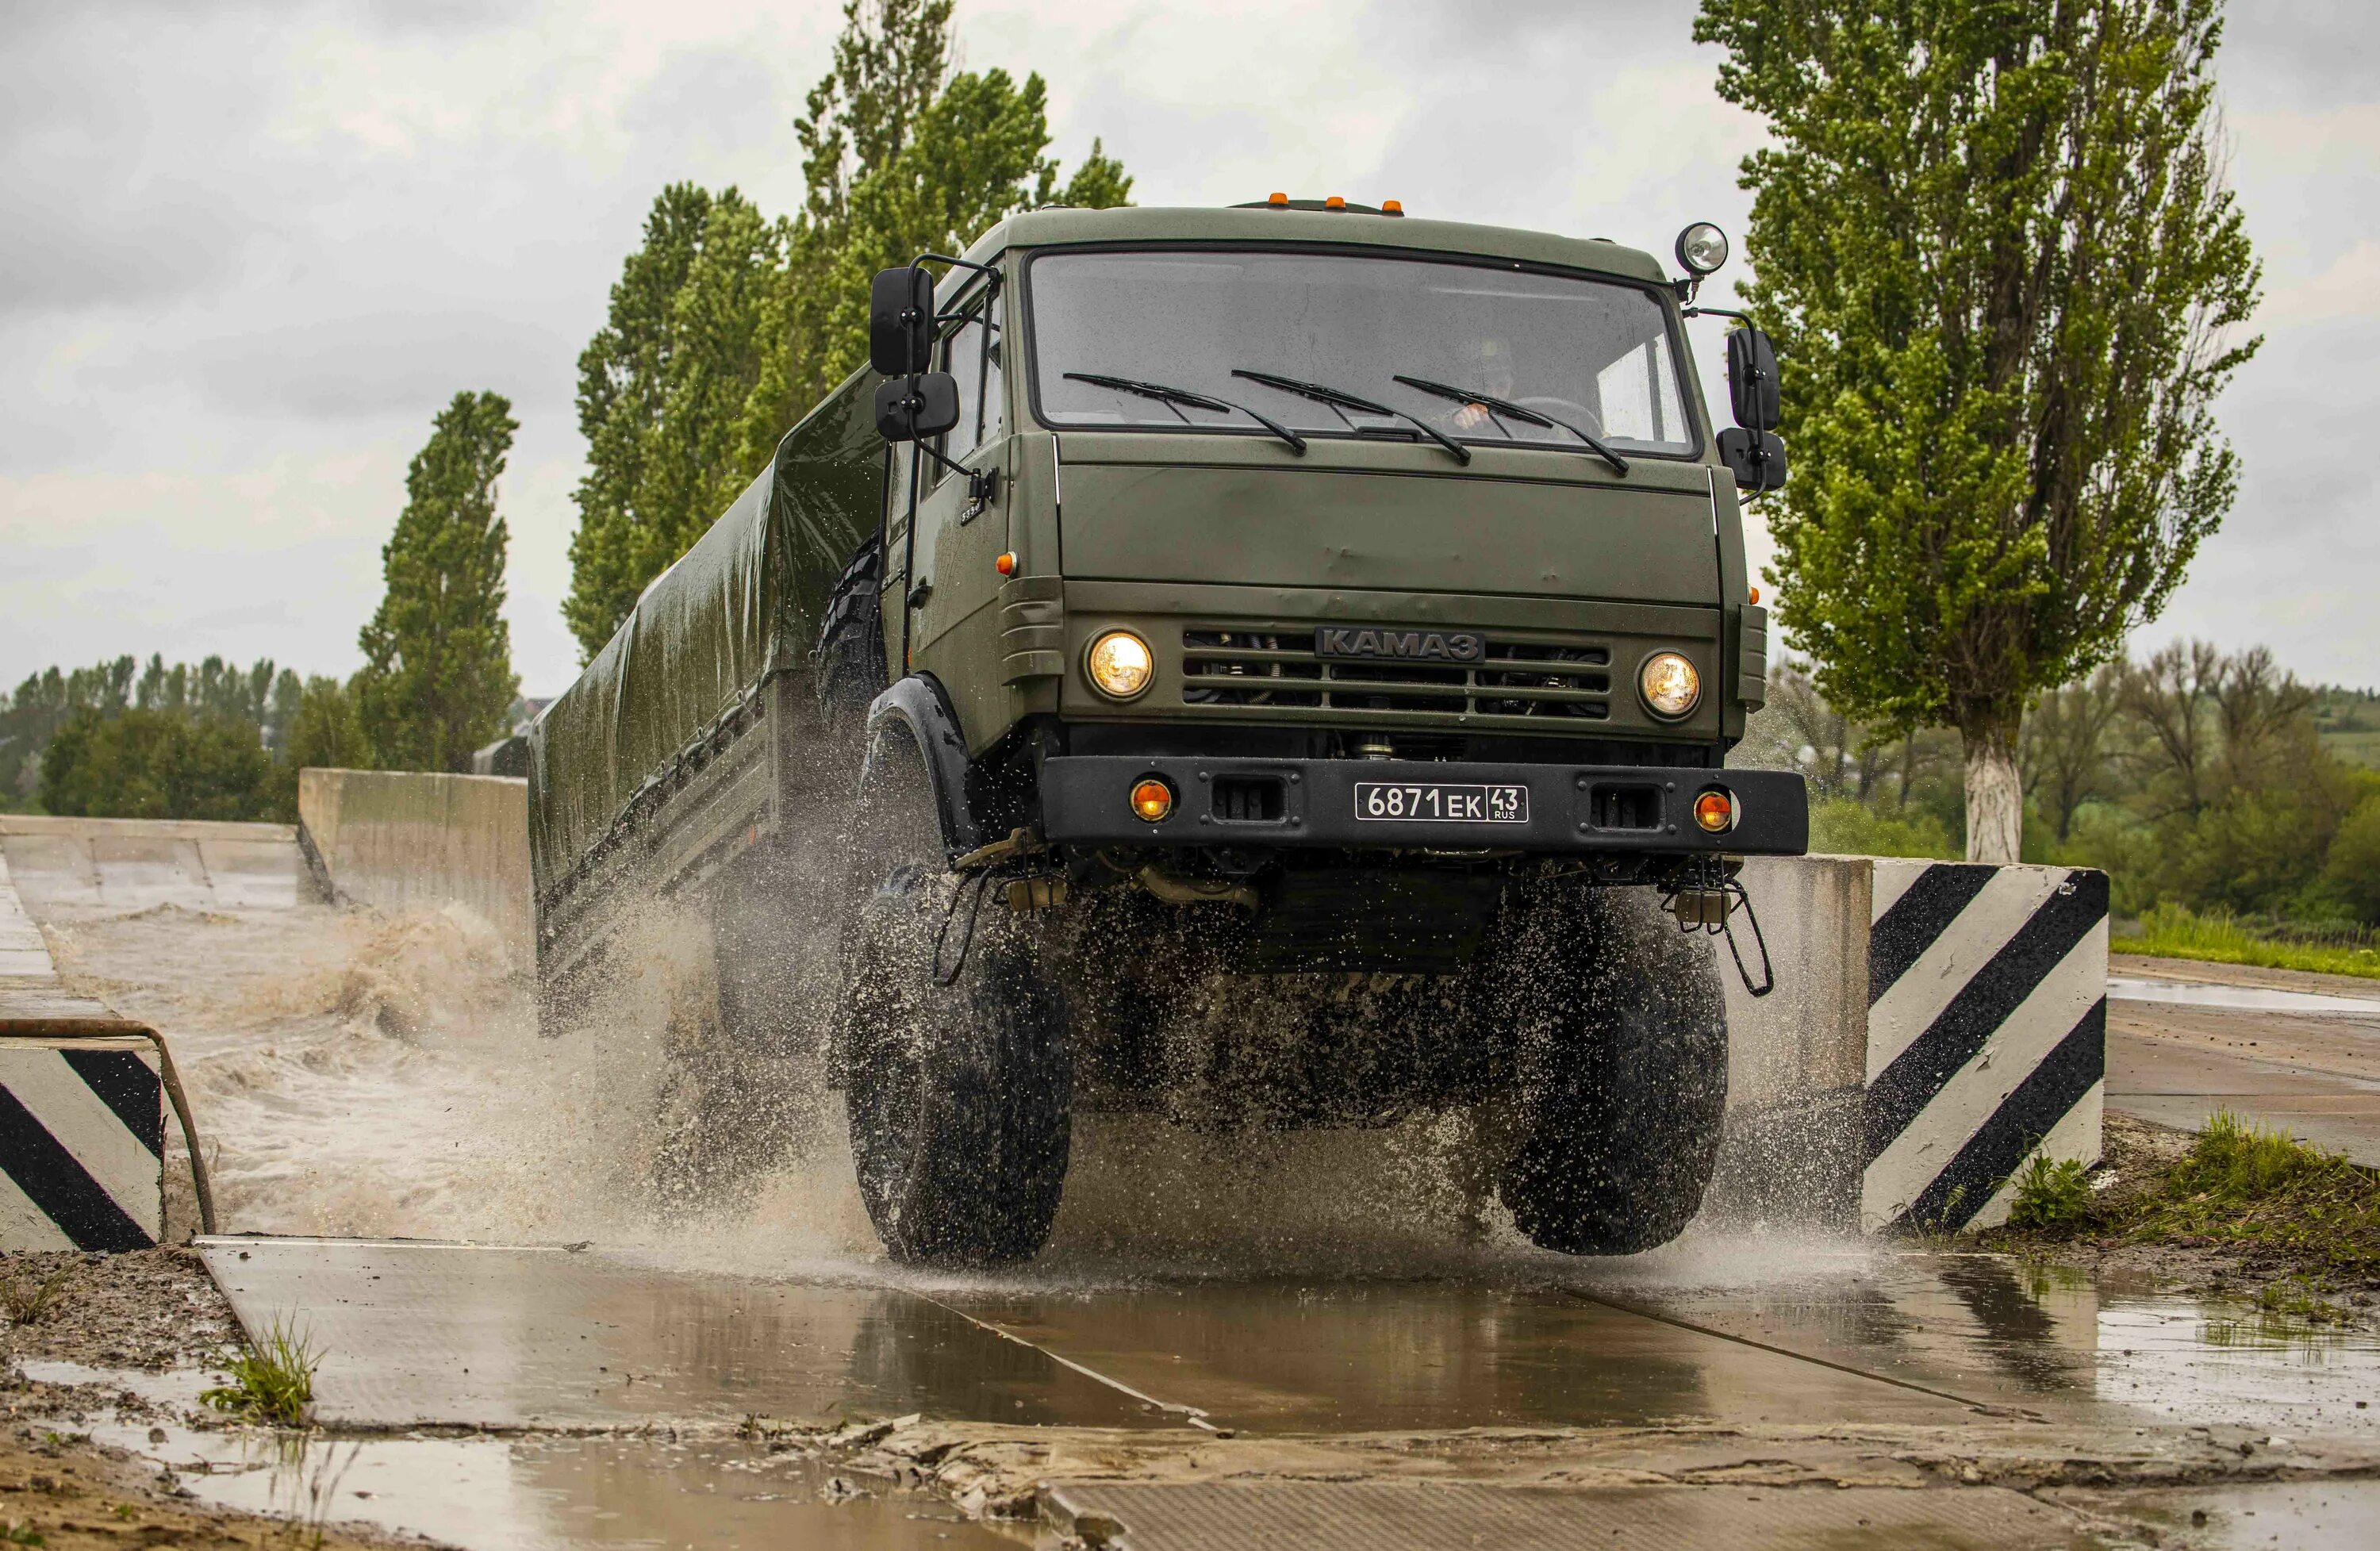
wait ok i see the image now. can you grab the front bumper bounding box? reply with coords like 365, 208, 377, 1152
1040, 755, 1809, 855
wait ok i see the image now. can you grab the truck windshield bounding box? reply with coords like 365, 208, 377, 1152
1027, 248, 1696, 458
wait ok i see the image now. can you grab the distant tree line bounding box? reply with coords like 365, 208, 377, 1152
1740, 643, 2380, 928
4, 390, 522, 821
563, 0, 1132, 658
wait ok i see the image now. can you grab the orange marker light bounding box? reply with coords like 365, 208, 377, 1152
1692, 789, 1737, 834
1324, 194, 1346, 210
1267, 191, 1288, 206
996, 551, 1017, 576
1749, 585, 1760, 604
1130, 777, 1175, 823
1381, 198, 1404, 216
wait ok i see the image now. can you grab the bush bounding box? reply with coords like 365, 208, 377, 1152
2325, 793, 2380, 925
35, 707, 279, 821
1806, 797, 1958, 859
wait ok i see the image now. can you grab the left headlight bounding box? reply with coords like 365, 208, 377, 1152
1639, 651, 1701, 719
1086, 630, 1155, 701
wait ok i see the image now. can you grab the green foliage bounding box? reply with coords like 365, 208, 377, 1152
2112, 902, 2380, 981
1806, 796, 1956, 859
1, 655, 304, 808
2323, 794, 2380, 923
202, 1316, 319, 1426
36, 708, 279, 821
1698, 0, 2262, 857
282, 677, 374, 774
356, 391, 521, 772
2005, 1152, 2094, 1233
563, 0, 1131, 659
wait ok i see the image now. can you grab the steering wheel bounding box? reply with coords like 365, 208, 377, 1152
1514, 396, 1606, 440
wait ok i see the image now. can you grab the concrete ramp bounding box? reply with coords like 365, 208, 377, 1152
0, 815, 311, 915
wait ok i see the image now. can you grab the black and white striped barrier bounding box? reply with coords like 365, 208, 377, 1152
1862, 861, 2108, 1234
1710, 856, 2108, 1236
1, 850, 171, 1250
0, 1035, 163, 1250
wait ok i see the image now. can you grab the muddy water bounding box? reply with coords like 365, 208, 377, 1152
2109, 975, 2380, 1019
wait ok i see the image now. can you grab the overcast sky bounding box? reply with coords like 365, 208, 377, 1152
2, 0, 2370, 698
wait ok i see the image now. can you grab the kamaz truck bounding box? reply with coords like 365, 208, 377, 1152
528, 198, 1809, 1267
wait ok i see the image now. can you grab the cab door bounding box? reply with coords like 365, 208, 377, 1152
884, 281, 1010, 677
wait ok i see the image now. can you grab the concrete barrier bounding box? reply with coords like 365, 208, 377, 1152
1713, 856, 2106, 1236
297, 769, 532, 950
0, 814, 311, 914
0, 851, 165, 1248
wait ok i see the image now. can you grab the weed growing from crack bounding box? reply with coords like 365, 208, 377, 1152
202, 1317, 319, 1426
0, 1264, 74, 1326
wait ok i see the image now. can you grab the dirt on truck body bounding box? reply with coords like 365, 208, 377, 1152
528, 200, 1809, 1269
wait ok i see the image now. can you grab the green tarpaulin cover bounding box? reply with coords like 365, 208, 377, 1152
528, 374, 883, 899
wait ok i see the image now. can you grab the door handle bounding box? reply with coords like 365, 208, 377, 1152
905, 581, 933, 609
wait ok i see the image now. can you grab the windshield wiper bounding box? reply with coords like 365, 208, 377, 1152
1392, 374, 1629, 475
1230, 368, 1470, 466
1064, 371, 1307, 455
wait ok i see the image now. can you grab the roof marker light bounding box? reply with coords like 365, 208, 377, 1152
1268, 191, 1288, 207
1324, 194, 1346, 210
1380, 198, 1404, 217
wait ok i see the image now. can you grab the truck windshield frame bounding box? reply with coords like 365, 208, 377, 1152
1019, 243, 1705, 463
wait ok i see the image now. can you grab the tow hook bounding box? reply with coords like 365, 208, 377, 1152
1136, 865, 1260, 911
1661, 859, 1774, 998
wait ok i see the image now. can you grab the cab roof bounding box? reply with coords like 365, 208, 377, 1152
962, 204, 1674, 288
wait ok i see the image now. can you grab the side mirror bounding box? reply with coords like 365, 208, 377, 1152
873, 373, 961, 443
869, 267, 936, 376
1718, 427, 1787, 492
1726, 327, 1780, 432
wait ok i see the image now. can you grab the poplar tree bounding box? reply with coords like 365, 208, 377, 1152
1696, 0, 2261, 862
562, 0, 1133, 659
356, 392, 521, 772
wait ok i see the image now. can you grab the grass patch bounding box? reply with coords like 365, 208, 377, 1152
1991, 1112, 2380, 1293
0, 1263, 74, 1326
2005, 1152, 2094, 1232
2114, 902, 2380, 981
2130, 1112, 2380, 1275
202, 1318, 319, 1426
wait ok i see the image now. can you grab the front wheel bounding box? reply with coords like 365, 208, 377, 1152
1488, 881, 1728, 1254
839, 721, 1071, 1267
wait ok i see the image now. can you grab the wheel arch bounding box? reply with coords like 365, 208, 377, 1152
864, 674, 987, 861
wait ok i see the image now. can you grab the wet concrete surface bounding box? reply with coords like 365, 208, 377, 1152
199, 1238, 2380, 1443
2107, 963, 2380, 1165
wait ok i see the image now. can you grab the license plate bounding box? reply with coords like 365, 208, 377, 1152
1353, 781, 1530, 823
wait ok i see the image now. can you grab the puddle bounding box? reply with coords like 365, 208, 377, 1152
2071, 1479, 2380, 1550
2108, 976, 2380, 1017
2093, 1300, 2380, 1437
75, 1412, 1027, 1550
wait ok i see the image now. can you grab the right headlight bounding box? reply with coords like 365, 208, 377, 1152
1085, 630, 1154, 701
1639, 651, 1701, 719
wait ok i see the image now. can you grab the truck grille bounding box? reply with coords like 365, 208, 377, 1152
1181, 630, 1611, 720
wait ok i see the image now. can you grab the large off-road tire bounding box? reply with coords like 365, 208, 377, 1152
839, 720, 1072, 1267
814, 536, 886, 734
1490, 881, 1728, 1255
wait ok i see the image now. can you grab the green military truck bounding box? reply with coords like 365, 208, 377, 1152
529, 198, 1808, 1267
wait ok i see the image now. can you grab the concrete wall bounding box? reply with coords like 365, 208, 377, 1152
0, 814, 309, 914
1711, 855, 2106, 1235
298, 769, 532, 950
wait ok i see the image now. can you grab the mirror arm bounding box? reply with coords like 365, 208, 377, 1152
1683, 305, 1751, 322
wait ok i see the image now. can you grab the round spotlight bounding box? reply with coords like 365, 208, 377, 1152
1086, 630, 1154, 701
1639, 652, 1702, 720
1692, 788, 1737, 834
1130, 777, 1175, 823
1675, 221, 1730, 277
